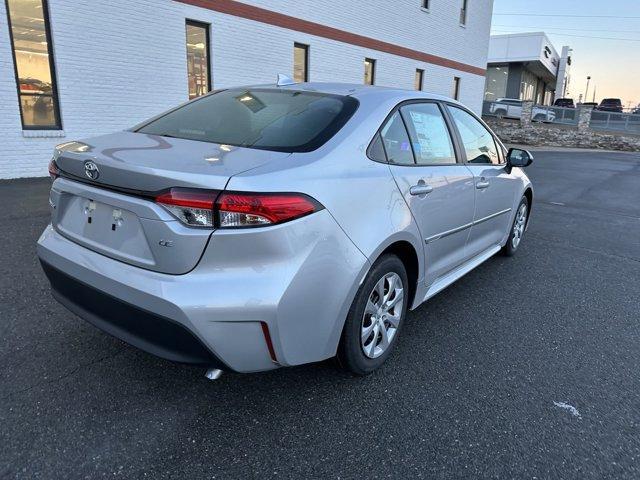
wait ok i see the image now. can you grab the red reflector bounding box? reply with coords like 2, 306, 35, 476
48, 159, 59, 180
260, 322, 278, 363
216, 192, 320, 225
155, 188, 220, 209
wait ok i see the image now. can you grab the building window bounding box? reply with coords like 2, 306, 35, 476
421, 0, 430, 9
460, 0, 468, 25
415, 69, 424, 91
186, 20, 211, 100
484, 66, 509, 101
520, 69, 537, 101
452, 77, 461, 100
6, 0, 61, 130
364, 58, 376, 85
293, 43, 309, 82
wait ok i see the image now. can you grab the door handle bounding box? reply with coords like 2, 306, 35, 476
410, 184, 433, 196
476, 180, 490, 189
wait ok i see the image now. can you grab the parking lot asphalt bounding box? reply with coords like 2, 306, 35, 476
1, 149, 639, 479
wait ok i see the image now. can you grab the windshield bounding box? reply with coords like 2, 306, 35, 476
137, 88, 359, 153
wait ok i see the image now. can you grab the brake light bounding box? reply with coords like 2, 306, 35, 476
155, 188, 220, 227
216, 191, 321, 228
155, 188, 322, 228
48, 159, 59, 180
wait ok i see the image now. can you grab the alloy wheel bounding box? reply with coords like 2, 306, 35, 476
511, 203, 528, 249
361, 272, 404, 359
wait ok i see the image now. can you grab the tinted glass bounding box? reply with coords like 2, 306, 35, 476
368, 134, 386, 162
448, 106, 500, 165
380, 112, 414, 165
400, 103, 456, 165
186, 22, 210, 100
138, 89, 359, 153
7, 0, 60, 128
484, 66, 508, 101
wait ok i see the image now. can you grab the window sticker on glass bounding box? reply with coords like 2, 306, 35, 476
402, 104, 456, 164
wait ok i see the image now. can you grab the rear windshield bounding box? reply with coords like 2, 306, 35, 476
137, 88, 359, 153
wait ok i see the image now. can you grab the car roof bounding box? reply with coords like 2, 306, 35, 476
247, 81, 461, 105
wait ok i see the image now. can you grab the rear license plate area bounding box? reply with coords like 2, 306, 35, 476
55, 194, 154, 264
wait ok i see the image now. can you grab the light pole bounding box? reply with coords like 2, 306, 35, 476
584, 76, 591, 104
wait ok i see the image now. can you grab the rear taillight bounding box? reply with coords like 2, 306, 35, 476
155, 189, 322, 229
155, 188, 220, 227
217, 192, 321, 228
48, 159, 59, 180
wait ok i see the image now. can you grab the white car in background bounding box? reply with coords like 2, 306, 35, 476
489, 98, 556, 123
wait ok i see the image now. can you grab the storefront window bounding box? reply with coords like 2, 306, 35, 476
543, 87, 554, 106
6, 0, 61, 129
186, 21, 211, 99
484, 66, 509, 101
520, 69, 537, 101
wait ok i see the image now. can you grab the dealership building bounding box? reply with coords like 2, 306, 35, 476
0, 0, 493, 179
484, 32, 571, 105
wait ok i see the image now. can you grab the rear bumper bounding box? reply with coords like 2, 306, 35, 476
37, 209, 369, 373
40, 260, 227, 368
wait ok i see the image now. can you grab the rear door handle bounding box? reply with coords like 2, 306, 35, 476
410, 184, 433, 196
476, 180, 490, 189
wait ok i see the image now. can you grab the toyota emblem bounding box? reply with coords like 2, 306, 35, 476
84, 160, 100, 180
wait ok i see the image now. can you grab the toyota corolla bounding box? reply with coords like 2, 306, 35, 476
38, 80, 533, 378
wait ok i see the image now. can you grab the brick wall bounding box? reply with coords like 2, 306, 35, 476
0, 0, 493, 179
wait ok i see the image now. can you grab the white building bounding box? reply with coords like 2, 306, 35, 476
1, 0, 494, 179
484, 32, 571, 105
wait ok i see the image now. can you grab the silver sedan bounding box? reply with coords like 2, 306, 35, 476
38, 80, 533, 377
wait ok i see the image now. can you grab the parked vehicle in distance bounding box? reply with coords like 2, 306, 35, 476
38, 80, 534, 377
598, 98, 623, 113
632, 106, 640, 115
579, 102, 598, 109
489, 98, 556, 122
553, 98, 575, 108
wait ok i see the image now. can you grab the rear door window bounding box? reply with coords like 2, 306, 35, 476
137, 88, 359, 153
400, 103, 456, 165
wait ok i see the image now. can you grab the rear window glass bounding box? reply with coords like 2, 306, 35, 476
137, 88, 359, 153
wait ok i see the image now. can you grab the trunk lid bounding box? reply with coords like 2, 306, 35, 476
55, 131, 290, 192
51, 132, 290, 274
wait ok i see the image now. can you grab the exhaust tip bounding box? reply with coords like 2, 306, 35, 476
205, 368, 223, 381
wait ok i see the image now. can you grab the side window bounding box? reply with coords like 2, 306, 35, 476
400, 103, 456, 165
368, 133, 387, 162
380, 112, 414, 165
447, 106, 500, 165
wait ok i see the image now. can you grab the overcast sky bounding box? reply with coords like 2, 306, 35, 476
491, 0, 640, 107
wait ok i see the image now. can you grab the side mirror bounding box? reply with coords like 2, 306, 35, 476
507, 148, 533, 168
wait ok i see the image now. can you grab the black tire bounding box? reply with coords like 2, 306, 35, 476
533, 114, 545, 122
337, 254, 408, 375
495, 109, 507, 119
502, 195, 529, 257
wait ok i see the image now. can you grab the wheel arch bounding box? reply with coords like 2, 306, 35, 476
372, 239, 422, 312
